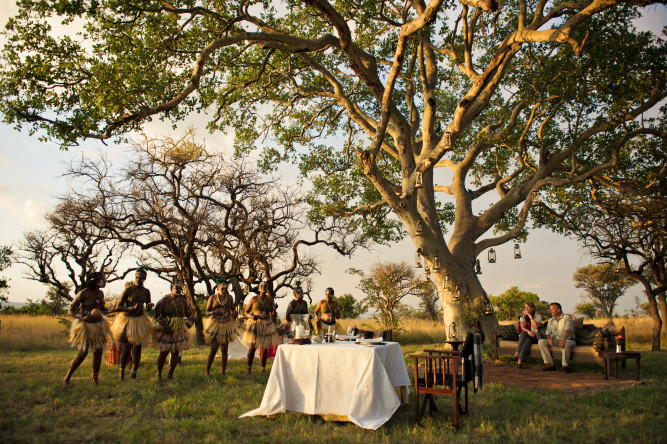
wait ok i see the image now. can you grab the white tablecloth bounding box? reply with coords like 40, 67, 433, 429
240, 341, 411, 430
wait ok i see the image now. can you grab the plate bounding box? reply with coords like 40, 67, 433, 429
357, 341, 385, 346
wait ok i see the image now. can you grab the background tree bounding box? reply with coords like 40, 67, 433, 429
66, 132, 343, 342
575, 302, 598, 319
336, 293, 367, 319
1, 0, 664, 341
0, 246, 12, 309
552, 160, 666, 348
350, 261, 429, 330
17, 197, 130, 301
573, 263, 634, 320
489, 286, 547, 321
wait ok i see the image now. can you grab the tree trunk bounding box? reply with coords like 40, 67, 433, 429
432, 265, 498, 344
658, 291, 667, 336
183, 278, 205, 344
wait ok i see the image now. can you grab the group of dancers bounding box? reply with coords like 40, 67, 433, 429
62, 269, 341, 384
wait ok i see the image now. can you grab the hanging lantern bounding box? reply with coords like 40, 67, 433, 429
416, 220, 423, 234
514, 243, 522, 259
243, 283, 250, 295
443, 274, 451, 290
448, 322, 458, 340
414, 250, 422, 268
453, 285, 461, 301
433, 255, 440, 271
416, 171, 423, 188
424, 262, 431, 277
488, 248, 496, 263
532, 191, 540, 205
444, 131, 452, 147
483, 294, 493, 315
475, 259, 482, 274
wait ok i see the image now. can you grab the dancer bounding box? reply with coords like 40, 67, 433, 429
110, 268, 154, 380
242, 281, 280, 375
314, 287, 340, 334
204, 281, 240, 376
63, 272, 111, 385
153, 279, 194, 380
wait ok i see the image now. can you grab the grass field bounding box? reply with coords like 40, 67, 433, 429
1, 315, 666, 443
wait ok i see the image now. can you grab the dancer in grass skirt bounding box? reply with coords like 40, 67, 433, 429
153, 279, 194, 380
204, 281, 240, 376
63, 272, 111, 385
242, 281, 280, 374
110, 268, 153, 380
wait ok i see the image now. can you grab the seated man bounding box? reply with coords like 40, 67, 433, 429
538, 302, 576, 373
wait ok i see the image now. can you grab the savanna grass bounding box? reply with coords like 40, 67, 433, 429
1, 315, 666, 443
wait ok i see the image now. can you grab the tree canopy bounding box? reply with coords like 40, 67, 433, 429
1, 0, 665, 340
573, 263, 634, 320
488, 285, 547, 321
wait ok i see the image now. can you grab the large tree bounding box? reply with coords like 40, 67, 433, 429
1, 0, 665, 340
573, 263, 634, 320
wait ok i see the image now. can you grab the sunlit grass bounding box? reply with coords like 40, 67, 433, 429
1, 314, 666, 443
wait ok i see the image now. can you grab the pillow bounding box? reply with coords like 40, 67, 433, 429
495, 324, 519, 341
575, 327, 599, 346
538, 324, 548, 338
571, 316, 584, 331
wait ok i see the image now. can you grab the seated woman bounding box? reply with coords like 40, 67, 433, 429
512, 302, 543, 368
314, 287, 340, 334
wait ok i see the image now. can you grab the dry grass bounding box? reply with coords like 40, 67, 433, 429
0, 315, 68, 350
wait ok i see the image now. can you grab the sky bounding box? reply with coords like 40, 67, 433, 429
1, 0, 665, 316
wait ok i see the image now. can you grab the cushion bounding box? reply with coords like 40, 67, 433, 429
495, 324, 519, 341
575, 327, 599, 346
572, 316, 584, 331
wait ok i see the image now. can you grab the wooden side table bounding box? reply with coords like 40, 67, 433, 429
599, 350, 641, 381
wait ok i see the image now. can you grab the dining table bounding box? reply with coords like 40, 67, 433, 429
240, 340, 411, 430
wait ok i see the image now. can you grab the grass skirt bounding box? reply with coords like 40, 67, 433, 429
242, 318, 280, 350
204, 317, 240, 345
110, 313, 153, 346
69, 318, 112, 350
152, 324, 192, 354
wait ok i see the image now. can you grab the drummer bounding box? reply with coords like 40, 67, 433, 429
314, 287, 340, 334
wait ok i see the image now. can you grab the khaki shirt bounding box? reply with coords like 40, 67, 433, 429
545, 314, 575, 341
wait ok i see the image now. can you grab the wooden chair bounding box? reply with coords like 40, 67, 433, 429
410, 333, 475, 427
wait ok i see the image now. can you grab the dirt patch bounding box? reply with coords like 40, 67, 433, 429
483, 360, 642, 394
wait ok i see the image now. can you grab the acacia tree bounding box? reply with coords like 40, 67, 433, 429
68, 132, 336, 341
563, 191, 667, 349
17, 197, 130, 301
573, 263, 634, 320
1, 0, 665, 340
351, 261, 430, 329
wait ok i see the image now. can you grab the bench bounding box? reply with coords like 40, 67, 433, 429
493, 318, 625, 366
